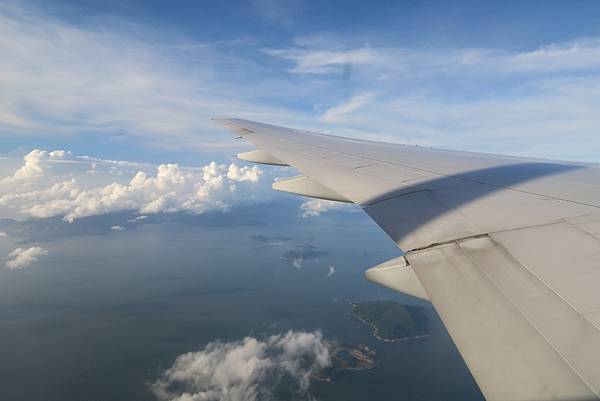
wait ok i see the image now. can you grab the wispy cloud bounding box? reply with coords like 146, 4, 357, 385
0, 2, 303, 152
252, 0, 297, 25
263, 47, 377, 74
321, 92, 377, 123
261, 37, 600, 161
126, 215, 148, 223
267, 37, 600, 78
3, 2, 600, 163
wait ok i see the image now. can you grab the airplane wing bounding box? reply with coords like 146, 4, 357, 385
216, 118, 600, 401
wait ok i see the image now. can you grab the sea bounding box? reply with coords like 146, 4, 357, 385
0, 200, 484, 401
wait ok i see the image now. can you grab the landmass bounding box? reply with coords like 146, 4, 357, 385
312, 301, 429, 383
312, 344, 377, 383
350, 301, 429, 342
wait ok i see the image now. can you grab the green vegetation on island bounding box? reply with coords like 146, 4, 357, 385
350, 301, 429, 342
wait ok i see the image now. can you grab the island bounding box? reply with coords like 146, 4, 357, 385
312, 344, 377, 383
350, 301, 429, 342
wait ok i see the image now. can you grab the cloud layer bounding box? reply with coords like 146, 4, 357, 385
151, 331, 331, 401
0, 149, 264, 222
6, 246, 47, 269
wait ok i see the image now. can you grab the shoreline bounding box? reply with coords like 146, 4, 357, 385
349, 306, 429, 343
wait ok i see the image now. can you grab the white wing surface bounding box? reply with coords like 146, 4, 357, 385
216, 118, 600, 401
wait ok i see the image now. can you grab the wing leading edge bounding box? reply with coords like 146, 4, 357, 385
216, 118, 600, 401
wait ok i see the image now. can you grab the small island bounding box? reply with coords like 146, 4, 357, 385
312, 344, 377, 383
350, 301, 429, 342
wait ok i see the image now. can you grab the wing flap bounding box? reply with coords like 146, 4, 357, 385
272, 175, 351, 202
237, 149, 288, 166
407, 234, 600, 401
364, 255, 430, 301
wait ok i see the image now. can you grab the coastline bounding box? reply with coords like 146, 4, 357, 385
349, 302, 429, 343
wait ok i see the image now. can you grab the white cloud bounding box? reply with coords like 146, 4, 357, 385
299, 199, 344, 217
1, 149, 72, 183
327, 265, 335, 277
151, 330, 331, 401
508, 38, 600, 72
6, 246, 48, 269
267, 37, 600, 79
0, 231, 7, 238
110, 225, 125, 231
260, 37, 600, 161
0, 149, 153, 191
0, 150, 265, 222
321, 92, 377, 123
226, 164, 261, 182
127, 215, 148, 223
263, 47, 377, 74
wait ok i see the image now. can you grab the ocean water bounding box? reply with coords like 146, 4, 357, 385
0, 202, 483, 400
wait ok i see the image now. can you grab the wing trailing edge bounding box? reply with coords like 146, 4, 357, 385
272, 175, 351, 203
237, 149, 289, 166
364, 256, 430, 301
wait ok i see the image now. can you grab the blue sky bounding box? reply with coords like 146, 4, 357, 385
2, 0, 600, 165
1, 3, 599, 398
3, 0, 600, 222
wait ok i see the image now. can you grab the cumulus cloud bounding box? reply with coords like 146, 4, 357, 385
226, 164, 262, 182
6, 246, 48, 269
326, 265, 335, 277
1, 149, 73, 185
0, 231, 6, 238
13, 150, 65, 180
299, 199, 345, 218
151, 330, 331, 401
110, 225, 125, 231
0, 149, 151, 190
0, 150, 264, 222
